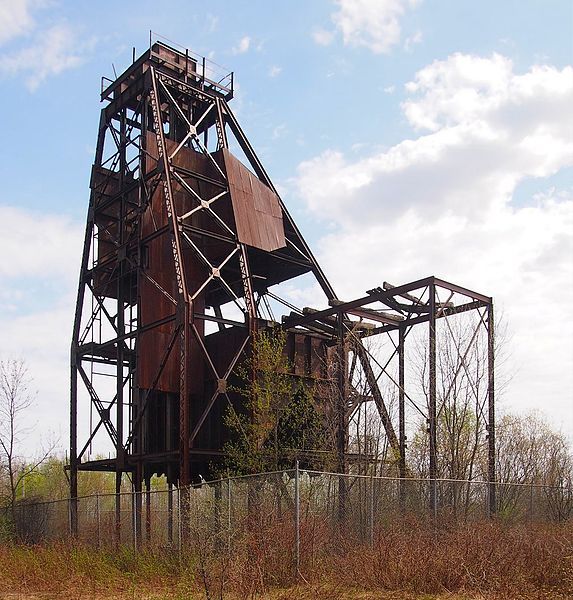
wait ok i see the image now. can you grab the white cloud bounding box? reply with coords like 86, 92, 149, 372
402, 53, 573, 133
269, 65, 282, 78
0, 206, 84, 456
294, 53, 573, 435
296, 55, 573, 224
403, 29, 422, 52
0, 206, 83, 281
0, 2, 94, 91
328, 0, 421, 54
312, 27, 335, 46
0, 23, 94, 91
313, 188, 573, 431
272, 123, 287, 140
232, 35, 251, 55
205, 13, 219, 34
0, 299, 76, 454
0, 0, 36, 45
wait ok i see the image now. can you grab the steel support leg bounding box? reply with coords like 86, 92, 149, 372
428, 283, 438, 517
336, 313, 347, 523
487, 303, 496, 516
398, 325, 406, 510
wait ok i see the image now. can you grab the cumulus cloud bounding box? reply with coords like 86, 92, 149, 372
294, 53, 573, 432
232, 35, 251, 55
312, 27, 335, 46
0, 206, 84, 455
296, 55, 573, 224
272, 123, 288, 140
269, 65, 282, 78
0, 206, 83, 281
205, 13, 219, 34
0, 2, 94, 90
0, 0, 36, 45
403, 29, 422, 52
318, 0, 421, 54
0, 23, 93, 91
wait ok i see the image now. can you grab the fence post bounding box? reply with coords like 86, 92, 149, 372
67, 497, 72, 538
369, 476, 374, 548
227, 478, 232, 553
177, 486, 182, 553
145, 486, 151, 546
132, 490, 137, 552
529, 483, 534, 523
96, 493, 101, 549
167, 483, 173, 545
295, 460, 300, 579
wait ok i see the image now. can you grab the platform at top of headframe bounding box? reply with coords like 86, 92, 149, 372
101, 35, 234, 105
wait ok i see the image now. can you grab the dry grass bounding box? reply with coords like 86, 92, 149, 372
319, 520, 573, 599
0, 520, 571, 600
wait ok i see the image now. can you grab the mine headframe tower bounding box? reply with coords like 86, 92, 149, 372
70, 38, 495, 537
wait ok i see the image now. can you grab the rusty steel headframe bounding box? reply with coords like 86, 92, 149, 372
69, 37, 495, 538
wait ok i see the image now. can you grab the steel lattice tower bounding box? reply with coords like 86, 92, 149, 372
70, 39, 495, 537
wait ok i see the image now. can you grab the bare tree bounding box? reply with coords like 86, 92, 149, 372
408, 316, 490, 484
405, 312, 510, 516
0, 359, 52, 523
495, 412, 573, 519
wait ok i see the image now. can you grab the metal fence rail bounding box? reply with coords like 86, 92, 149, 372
2, 468, 572, 556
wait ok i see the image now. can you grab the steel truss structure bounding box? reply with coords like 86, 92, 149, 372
70, 39, 495, 537
283, 277, 495, 517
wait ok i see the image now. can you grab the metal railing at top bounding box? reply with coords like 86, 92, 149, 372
101, 33, 234, 101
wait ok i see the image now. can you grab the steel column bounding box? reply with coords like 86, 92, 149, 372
428, 282, 437, 516
398, 325, 406, 508
487, 303, 496, 516
337, 312, 347, 522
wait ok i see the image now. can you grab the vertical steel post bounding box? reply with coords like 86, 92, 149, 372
149, 68, 191, 494
214, 481, 222, 550
116, 109, 127, 545
132, 489, 137, 551
177, 486, 182, 552
429, 281, 438, 518
145, 483, 151, 545
134, 469, 142, 550
167, 482, 174, 545
115, 473, 122, 547
70, 362, 78, 536
336, 312, 347, 523
67, 497, 72, 537
398, 325, 406, 510
96, 493, 101, 549
70, 109, 105, 540
227, 478, 232, 553
179, 305, 191, 490
295, 460, 300, 578
487, 302, 496, 517
369, 476, 374, 548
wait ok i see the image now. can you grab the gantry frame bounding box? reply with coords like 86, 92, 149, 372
283, 276, 495, 516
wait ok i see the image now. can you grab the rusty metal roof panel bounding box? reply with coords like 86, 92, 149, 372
222, 149, 286, 252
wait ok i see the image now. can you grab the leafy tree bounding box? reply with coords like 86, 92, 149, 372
276, 385, 329, 469
221, 328, 329, 475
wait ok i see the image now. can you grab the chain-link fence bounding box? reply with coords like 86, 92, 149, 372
2, 469, 571, 561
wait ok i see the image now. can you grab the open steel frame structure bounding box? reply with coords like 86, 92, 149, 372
70, 38, 495, 537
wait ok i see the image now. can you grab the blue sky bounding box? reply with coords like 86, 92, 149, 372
0, 0, 572, 455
